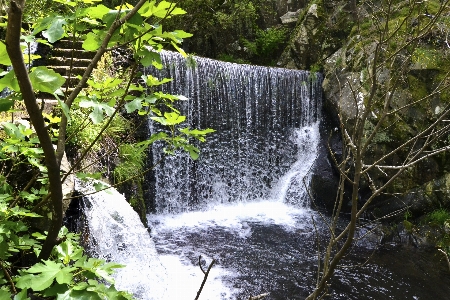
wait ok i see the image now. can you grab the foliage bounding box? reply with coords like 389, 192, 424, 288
426, 208, 450, 225
16, 227, 133, 299
0, 0, 214, 298
67, 108, 129, 152
242, 26, 288, 65
113, 143, 146, 183
163, 0, 283, 65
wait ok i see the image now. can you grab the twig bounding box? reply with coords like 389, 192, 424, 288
0, 259, 16, 294
248, 293, 270, 300
438, 248, 450, 272
194, 255, 216, 300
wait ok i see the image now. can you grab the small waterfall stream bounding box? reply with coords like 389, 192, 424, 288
80, 53, 450, 299
77, 181, 167, 299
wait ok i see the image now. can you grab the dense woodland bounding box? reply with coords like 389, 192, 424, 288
0, 0, 450, 299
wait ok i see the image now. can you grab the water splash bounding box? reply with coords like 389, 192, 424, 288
146, 52, 322, 213
270, 122, 320, 207
77, 181, 167, 300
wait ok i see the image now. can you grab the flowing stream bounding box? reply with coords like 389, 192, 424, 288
80, 53, 450, 299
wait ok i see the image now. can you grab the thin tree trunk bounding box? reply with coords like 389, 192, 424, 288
5, 0, 63, 261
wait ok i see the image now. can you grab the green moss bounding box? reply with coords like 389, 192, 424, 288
426, 208, 450, 225
412, 48, 443, 69
408, 75, 429, 100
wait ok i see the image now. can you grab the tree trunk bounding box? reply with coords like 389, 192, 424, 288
5, 0, 63, 261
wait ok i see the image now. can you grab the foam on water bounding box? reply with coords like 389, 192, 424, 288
77, 181, 167, 300
148, 200, 318, 299
157, 254, 237, 300
149, 200, 311, 236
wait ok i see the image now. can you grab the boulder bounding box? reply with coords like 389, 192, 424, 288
280, 9, 302, 24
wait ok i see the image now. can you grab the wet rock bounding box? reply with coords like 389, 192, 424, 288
372, 174, 450, 221
280, 9, 302, 24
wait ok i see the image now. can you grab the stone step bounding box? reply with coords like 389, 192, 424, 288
54, 39, 85, 50
48, 66, 86, 77
52, 48, 96, 60
47, 57, 91, 67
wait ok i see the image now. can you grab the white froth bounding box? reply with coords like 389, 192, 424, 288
159, 255, 237, 300
149, 200, 310, 236
78, 181, 167, 300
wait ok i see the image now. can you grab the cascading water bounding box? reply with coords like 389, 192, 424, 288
77, 181, 167, 300
146, 51, 321, 212
80, 53, 450, 300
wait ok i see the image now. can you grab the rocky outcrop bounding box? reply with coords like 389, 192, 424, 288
278, 0, 354, 70
373, 173, 450, 221
280, 0, 450, 218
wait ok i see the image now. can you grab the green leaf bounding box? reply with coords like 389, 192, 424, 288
151, 1, 175, 18
43, 16, 67, 43
87, 4, 110, 19
0, 69, 19, 91
82, 32, 103, 51
89, 107, 104, 124
150, 112, 186, 126
0, 98, 14, 112
29, 67, 66, 93
170, 7, 187, 16
93, 181, 109, 192
172, 30, 192, 39
0, 41, 11, 66
164, 111, 186, 125
124, 98, 142, 113
79, 98, 115, 124
57, 97, 71, 122
16, 260, 75, 291
138, 48, 163, 68
13, 288, 30, 300
170, 41, 187, 57
32, 15, 56, 36
0, 289, 9, 299
184, 144, 200, 160
42, 283, 69, 297
57, 289, 103, 300
0, 290, 10, 299
144, 75, 172, 86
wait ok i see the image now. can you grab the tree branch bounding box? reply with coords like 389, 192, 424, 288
194, 256, 216, 300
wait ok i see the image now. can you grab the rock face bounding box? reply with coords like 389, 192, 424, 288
279, 0, 450, 218
278, 0, 354, 70
278, 4, 322, 69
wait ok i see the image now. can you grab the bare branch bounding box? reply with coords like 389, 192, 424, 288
194, 256, 216, 300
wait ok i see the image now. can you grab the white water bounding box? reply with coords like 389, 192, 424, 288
77, 181, 167, 300
146, 118, 319, 298
149, 201, 316, 299
81, 53, 323, 299
79, 116, 320, 299
146, 51, 322, 213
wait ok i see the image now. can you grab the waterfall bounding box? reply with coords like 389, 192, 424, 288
77, 181, 167, 300
146, 52, 322, 213
78, 54, 450, 300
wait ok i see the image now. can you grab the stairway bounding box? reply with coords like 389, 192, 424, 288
36, 39, 95, 101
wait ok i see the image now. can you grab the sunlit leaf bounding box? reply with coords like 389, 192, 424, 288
29, 67, 66, 93
0, 41, 11, 66
0, 69, 19, 91
43, 16, 67, 43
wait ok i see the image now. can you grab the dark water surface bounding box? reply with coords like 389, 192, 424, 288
149, 202, 450, 300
